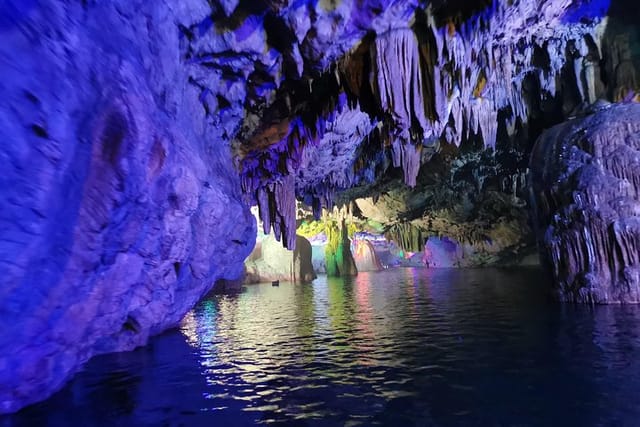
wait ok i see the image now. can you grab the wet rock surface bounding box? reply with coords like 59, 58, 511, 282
245, 234, 316, 283
0, 0, 256, 413
1, 0, 640, 415
530, 103, 640, 303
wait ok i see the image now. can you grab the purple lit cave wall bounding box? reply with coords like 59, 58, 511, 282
1, 0, 640, 416
531, 103, 640, 303
0, 0, 257, 413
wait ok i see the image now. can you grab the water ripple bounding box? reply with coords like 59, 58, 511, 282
168, 268, 640, 425
6, 268, 640, 426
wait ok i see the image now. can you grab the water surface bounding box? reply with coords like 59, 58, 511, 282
4, 268, 640, 426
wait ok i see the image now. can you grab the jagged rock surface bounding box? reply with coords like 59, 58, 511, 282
352, 239, 383, 272
237, 0, 611, 248
245, 234, 316, 283
352, 140, 535, 266
530, 103, 640, 303
0, 0, 256, 413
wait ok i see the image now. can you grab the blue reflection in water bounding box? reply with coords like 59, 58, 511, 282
4, 268, 640, 426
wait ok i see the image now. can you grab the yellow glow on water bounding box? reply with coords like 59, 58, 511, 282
353, 273, 375, 365
180, 311, 198, 346
178, 273, 435, 412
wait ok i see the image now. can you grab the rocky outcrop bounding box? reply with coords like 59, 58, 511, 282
245, 234, 316, 283
238, 0, 610, 245
530, 103, 640, 303
0, 0, 255, 413
352, 142, 535, 267
325, 218, 358, 277
352, 239, 383, 272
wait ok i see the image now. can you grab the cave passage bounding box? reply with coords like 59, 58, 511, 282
1, 0, 640, 423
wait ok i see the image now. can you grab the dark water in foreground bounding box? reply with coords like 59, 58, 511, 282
4, 268, 640, 426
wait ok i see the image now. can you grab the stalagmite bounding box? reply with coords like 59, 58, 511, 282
352, 238, 383, 271
325, 215, 358, 277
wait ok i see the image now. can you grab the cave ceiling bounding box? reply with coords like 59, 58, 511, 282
182, 0, 613, 248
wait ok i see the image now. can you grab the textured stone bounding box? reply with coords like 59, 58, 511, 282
245, 234, 316, 283
530, 103, 640, 303
352, 239, 383, 272
325, 218, 358, 277
0, 0, 255, 413
1, 0, 638, 415
353, 144, 535, 267
238, 0, 611, 240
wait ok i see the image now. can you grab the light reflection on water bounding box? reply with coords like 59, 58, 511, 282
4, 268, 640, 426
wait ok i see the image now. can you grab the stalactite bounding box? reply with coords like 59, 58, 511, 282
390, 138, 402, 168
255, 175, 297, 249
274, 174, 297, 249
295, 101, 377, 216
374, 29, 430, 137
365, 0, 606, 188
401, 142, 422, 188
373, 29, 434, 186
257, 187, 271, 235
385, 222, 425, 253
241, 0, 608, 249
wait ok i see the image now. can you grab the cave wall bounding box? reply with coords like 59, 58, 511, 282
0, 0, 255, 413
530, 103, 640, 303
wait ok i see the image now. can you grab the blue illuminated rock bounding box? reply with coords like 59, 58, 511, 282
0, 0, 632, 415
0, 0, 256, 413
530, 102, 640, 303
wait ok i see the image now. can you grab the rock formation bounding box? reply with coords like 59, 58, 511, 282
352, 239, 384, 272
325, 218, 358, 277
1, 0, 639, 415
351, 143, 535, 267
245, 234, 316, 283
237, 0, 613, 248
0, 0, 256, 413
530, 103, 640, 303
